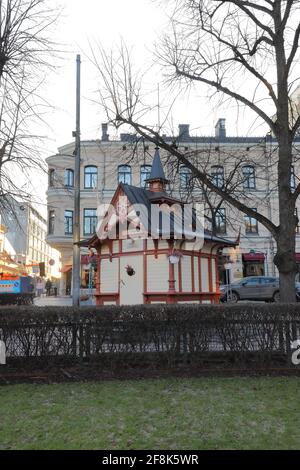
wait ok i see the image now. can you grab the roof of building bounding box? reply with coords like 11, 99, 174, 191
79, 181, 237, 248
146, 147, 169, 183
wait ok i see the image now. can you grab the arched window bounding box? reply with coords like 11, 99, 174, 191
84, 166, 97, 189
64, 168, 74, 187
140, 165, 152, 187
242, 165, 256, 189
118, 165, 132, 185
211, 165, 224, 188
179, 166, 192, 190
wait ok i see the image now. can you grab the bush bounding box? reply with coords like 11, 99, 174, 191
0, 303, 299, 370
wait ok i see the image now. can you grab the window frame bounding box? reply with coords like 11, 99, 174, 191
215, 207, 226, 234
211, 165, 224, 188
83, 208, 97, 236
64, 168, 74, 187
179, 165, 192, 190
118, 165, 132, 185
48, 210, 55, 235
244, 208, 258, 234
64, 210, 74, 235
140, 165, 152, 187
49, 169, 55, 187
84, 166, 98, 189
242, 165, 256, 190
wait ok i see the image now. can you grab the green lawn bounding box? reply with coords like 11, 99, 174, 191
0, 377, 300, 450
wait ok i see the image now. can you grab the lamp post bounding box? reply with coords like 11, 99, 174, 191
72, 54, 81, 307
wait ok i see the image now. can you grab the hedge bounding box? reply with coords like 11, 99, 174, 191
0, 303, 300, 370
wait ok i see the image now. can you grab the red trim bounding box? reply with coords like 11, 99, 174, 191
296, 253, 300, 263
178, 258, 182, 292
208, 258, 213, 292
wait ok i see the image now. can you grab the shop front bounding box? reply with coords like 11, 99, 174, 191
242, 252, 265, 277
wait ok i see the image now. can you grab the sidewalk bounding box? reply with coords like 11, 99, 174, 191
34, 296, 96, 307
34, 296, 72, 307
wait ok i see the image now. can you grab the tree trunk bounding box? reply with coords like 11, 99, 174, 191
274, 177, 297, 302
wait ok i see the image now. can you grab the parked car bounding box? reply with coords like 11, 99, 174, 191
220, 276, 300, 303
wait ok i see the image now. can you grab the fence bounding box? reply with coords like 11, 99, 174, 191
0, 304, 300, 371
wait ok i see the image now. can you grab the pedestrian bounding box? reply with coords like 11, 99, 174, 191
45, 279, 52, 296
36, 278, 44, 297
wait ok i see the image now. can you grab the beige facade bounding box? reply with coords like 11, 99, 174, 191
46, 121, 300, 292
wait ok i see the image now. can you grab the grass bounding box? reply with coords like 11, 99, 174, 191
0, 377, 300, 450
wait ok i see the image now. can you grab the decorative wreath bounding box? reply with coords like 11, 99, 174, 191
125, 264, 136, 276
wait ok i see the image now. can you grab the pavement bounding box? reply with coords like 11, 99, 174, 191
34, 296, 95, 307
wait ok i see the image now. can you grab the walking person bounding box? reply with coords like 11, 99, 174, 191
45, 279, 52, 297
36, 278, 44, 297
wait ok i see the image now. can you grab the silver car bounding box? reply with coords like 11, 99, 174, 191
220, 276, 300, 303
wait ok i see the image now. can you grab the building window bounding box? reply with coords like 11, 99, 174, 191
215, 208, 226, 234
179, 166, 192, 189
242, 165, 256, 189
48, 210, 55, 235
64, 210, 73, 235
84, 166, 97, 189
244, 208, 258, 234
118, 165, 132, 185
49, 169, 55, 187
290, 165, 296, 189
64, 168, 74, 187
140, 165, 152, 187
211, 165, 224, 188
84, 209, 97, 236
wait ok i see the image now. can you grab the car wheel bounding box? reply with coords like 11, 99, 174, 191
273, 291, 280, 303
226, 291, 239, 303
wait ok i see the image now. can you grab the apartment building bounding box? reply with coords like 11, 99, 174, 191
46, 121, 300, 293
0, 197, 61, 279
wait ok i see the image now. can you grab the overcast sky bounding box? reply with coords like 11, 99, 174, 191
44, 0, 270, 152
33, 0, 272, 212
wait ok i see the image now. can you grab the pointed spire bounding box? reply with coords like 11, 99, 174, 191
146, 147, 169, 192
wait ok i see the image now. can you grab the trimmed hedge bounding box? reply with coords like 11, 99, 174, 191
0, 304, 300, 369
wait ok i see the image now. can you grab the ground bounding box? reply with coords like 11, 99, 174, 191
34, 296, 95, 307
0, 377, 299, 450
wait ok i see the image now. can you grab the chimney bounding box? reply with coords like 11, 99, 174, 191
178, 124, 190, 141
215, 118, 226, 140
101, 123, 109, 142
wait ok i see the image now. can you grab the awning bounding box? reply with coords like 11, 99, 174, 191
242, 252, 265, 262
296, 253, 300, 263
61, 265, 72, 273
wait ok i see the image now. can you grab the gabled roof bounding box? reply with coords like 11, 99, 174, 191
78, 182, 237, 248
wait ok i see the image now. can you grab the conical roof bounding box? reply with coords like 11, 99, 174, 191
146, 147, 169, 183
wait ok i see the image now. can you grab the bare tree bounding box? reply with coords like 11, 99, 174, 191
90, 0, 300, 302
0, 0, 59, 213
